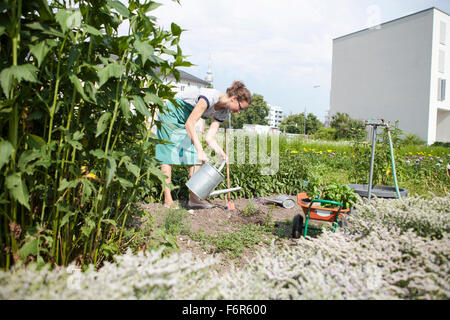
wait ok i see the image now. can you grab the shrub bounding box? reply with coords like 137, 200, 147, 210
401, 133, 425, 146
1, 196, 448, 300
313, 127, 337, 141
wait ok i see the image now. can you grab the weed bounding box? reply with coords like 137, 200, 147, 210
242, 201, 259, 217
189, 224, 273, 259
163, 209, 190, 236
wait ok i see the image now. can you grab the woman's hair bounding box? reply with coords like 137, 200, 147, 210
226, 81, 252, 104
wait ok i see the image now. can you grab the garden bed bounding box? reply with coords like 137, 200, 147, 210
137, 195, 349, 275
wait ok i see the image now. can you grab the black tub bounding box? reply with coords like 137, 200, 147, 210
348, 184, 408, 199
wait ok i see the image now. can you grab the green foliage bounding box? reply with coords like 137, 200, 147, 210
279, 113, 323, 134
242, 200, 258, 217
401, 133, 425, 146
163, 208, 190, 236
330, 112, 366, 140
230, 93, 269, 129
313, 127, 337, 141
0, 0, 190, 269
190, 224, 272, 259
321, 184, 359, 209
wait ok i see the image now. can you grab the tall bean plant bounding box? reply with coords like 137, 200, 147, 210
0, 0, 189, 269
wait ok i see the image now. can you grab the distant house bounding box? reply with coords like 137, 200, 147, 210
164, 69, 212, 92
329, 7, 450, 144
266, 104, 284, 128
243, 124, 280, 134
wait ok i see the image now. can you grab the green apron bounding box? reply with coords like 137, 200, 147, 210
155, 98, 201, 165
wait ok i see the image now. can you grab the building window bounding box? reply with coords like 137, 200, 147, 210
180, 86, 185, 91
438, 78, 446, 101
440, 22, 446, 45
439, 50, 445, 73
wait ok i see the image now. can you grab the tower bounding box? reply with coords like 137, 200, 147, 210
205, 54, 213, 87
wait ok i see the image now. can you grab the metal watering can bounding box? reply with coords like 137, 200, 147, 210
186, 160, 242, 200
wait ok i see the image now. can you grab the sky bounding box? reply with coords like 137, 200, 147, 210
120, 0, 450, 122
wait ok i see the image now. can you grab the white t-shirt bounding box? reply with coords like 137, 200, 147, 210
175, 87, 229, 122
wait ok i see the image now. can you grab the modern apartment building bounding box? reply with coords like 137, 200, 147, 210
329, 7, 450, 144
267, 104, 284, 128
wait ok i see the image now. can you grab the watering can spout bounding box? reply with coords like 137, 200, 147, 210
208, 187, 242, 197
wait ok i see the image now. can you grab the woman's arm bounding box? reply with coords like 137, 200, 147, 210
185, 98, 208, 162
205, 119, 227, 161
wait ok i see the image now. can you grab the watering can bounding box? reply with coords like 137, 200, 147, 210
262, 195, 296, 209
186, 160, 242, 200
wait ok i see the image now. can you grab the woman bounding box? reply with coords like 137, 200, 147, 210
156, 81, 252, 209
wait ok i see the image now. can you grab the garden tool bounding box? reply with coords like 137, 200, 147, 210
262, 195, 295, 209
225, 125, 235, 211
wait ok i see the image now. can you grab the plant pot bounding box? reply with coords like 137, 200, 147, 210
297, 192, 350, 222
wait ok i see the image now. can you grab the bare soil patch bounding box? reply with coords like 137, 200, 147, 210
137, 195, 338, 274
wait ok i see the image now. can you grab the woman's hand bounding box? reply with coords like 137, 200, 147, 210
197, 150, 209, 163
218, 150, 228, 163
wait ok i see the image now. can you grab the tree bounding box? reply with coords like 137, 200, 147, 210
330, 112, 366, 140
279, 113, 323, 134
305, 113, 323, 134
279, 114, 304, 134
230, 93, 269, 129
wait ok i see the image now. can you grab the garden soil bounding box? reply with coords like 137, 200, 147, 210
138, 195, 345, 275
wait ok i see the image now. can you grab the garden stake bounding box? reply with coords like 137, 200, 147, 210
225, 120, 235, 211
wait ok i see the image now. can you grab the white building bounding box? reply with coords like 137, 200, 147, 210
329, 7, 450, 144
164, 69, 212, 92
243, 124, 280, 134
266, 104, 284, 128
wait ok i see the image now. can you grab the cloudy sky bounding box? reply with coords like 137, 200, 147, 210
121, 0, 450, 122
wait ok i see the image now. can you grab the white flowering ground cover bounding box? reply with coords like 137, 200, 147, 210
0, 196, 448, 300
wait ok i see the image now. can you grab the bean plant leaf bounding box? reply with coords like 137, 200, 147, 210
81, 218, 96, 238
58, 178, 79, 192
142, 2, 162, 13
107, 0, 130, 17
72, 131, 84, 141
26, 134, 46, 149
125, 162, 140, 179
83, 24, 102, 36
134, 40, 154, 64
5, 173, 31, 210
68, 73, 91, 102
96, 112, 111, 138
29, 39, 57, 67
18, 150, 41, 173
117, 177, 133, 189
90, 149, 108, 160
81, 179, 94, 204
26, 21, 65, 38
55, 9, 82, 33
131, 96, 150, 117
0, 140, 13, 171
18, 239, 39, 259
106, 158, 117, 187
170, 23, 182, 37
145, 92, 164, 107
60, 211, 76, 227
0, 64, 40, 97
97, 63, 126, 88
120, 97, 130, 119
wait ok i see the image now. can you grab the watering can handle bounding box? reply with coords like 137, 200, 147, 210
216, 160, 226, 172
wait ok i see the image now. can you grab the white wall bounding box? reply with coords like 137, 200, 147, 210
429, 9, 450, 144
330, 9, 435, 142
